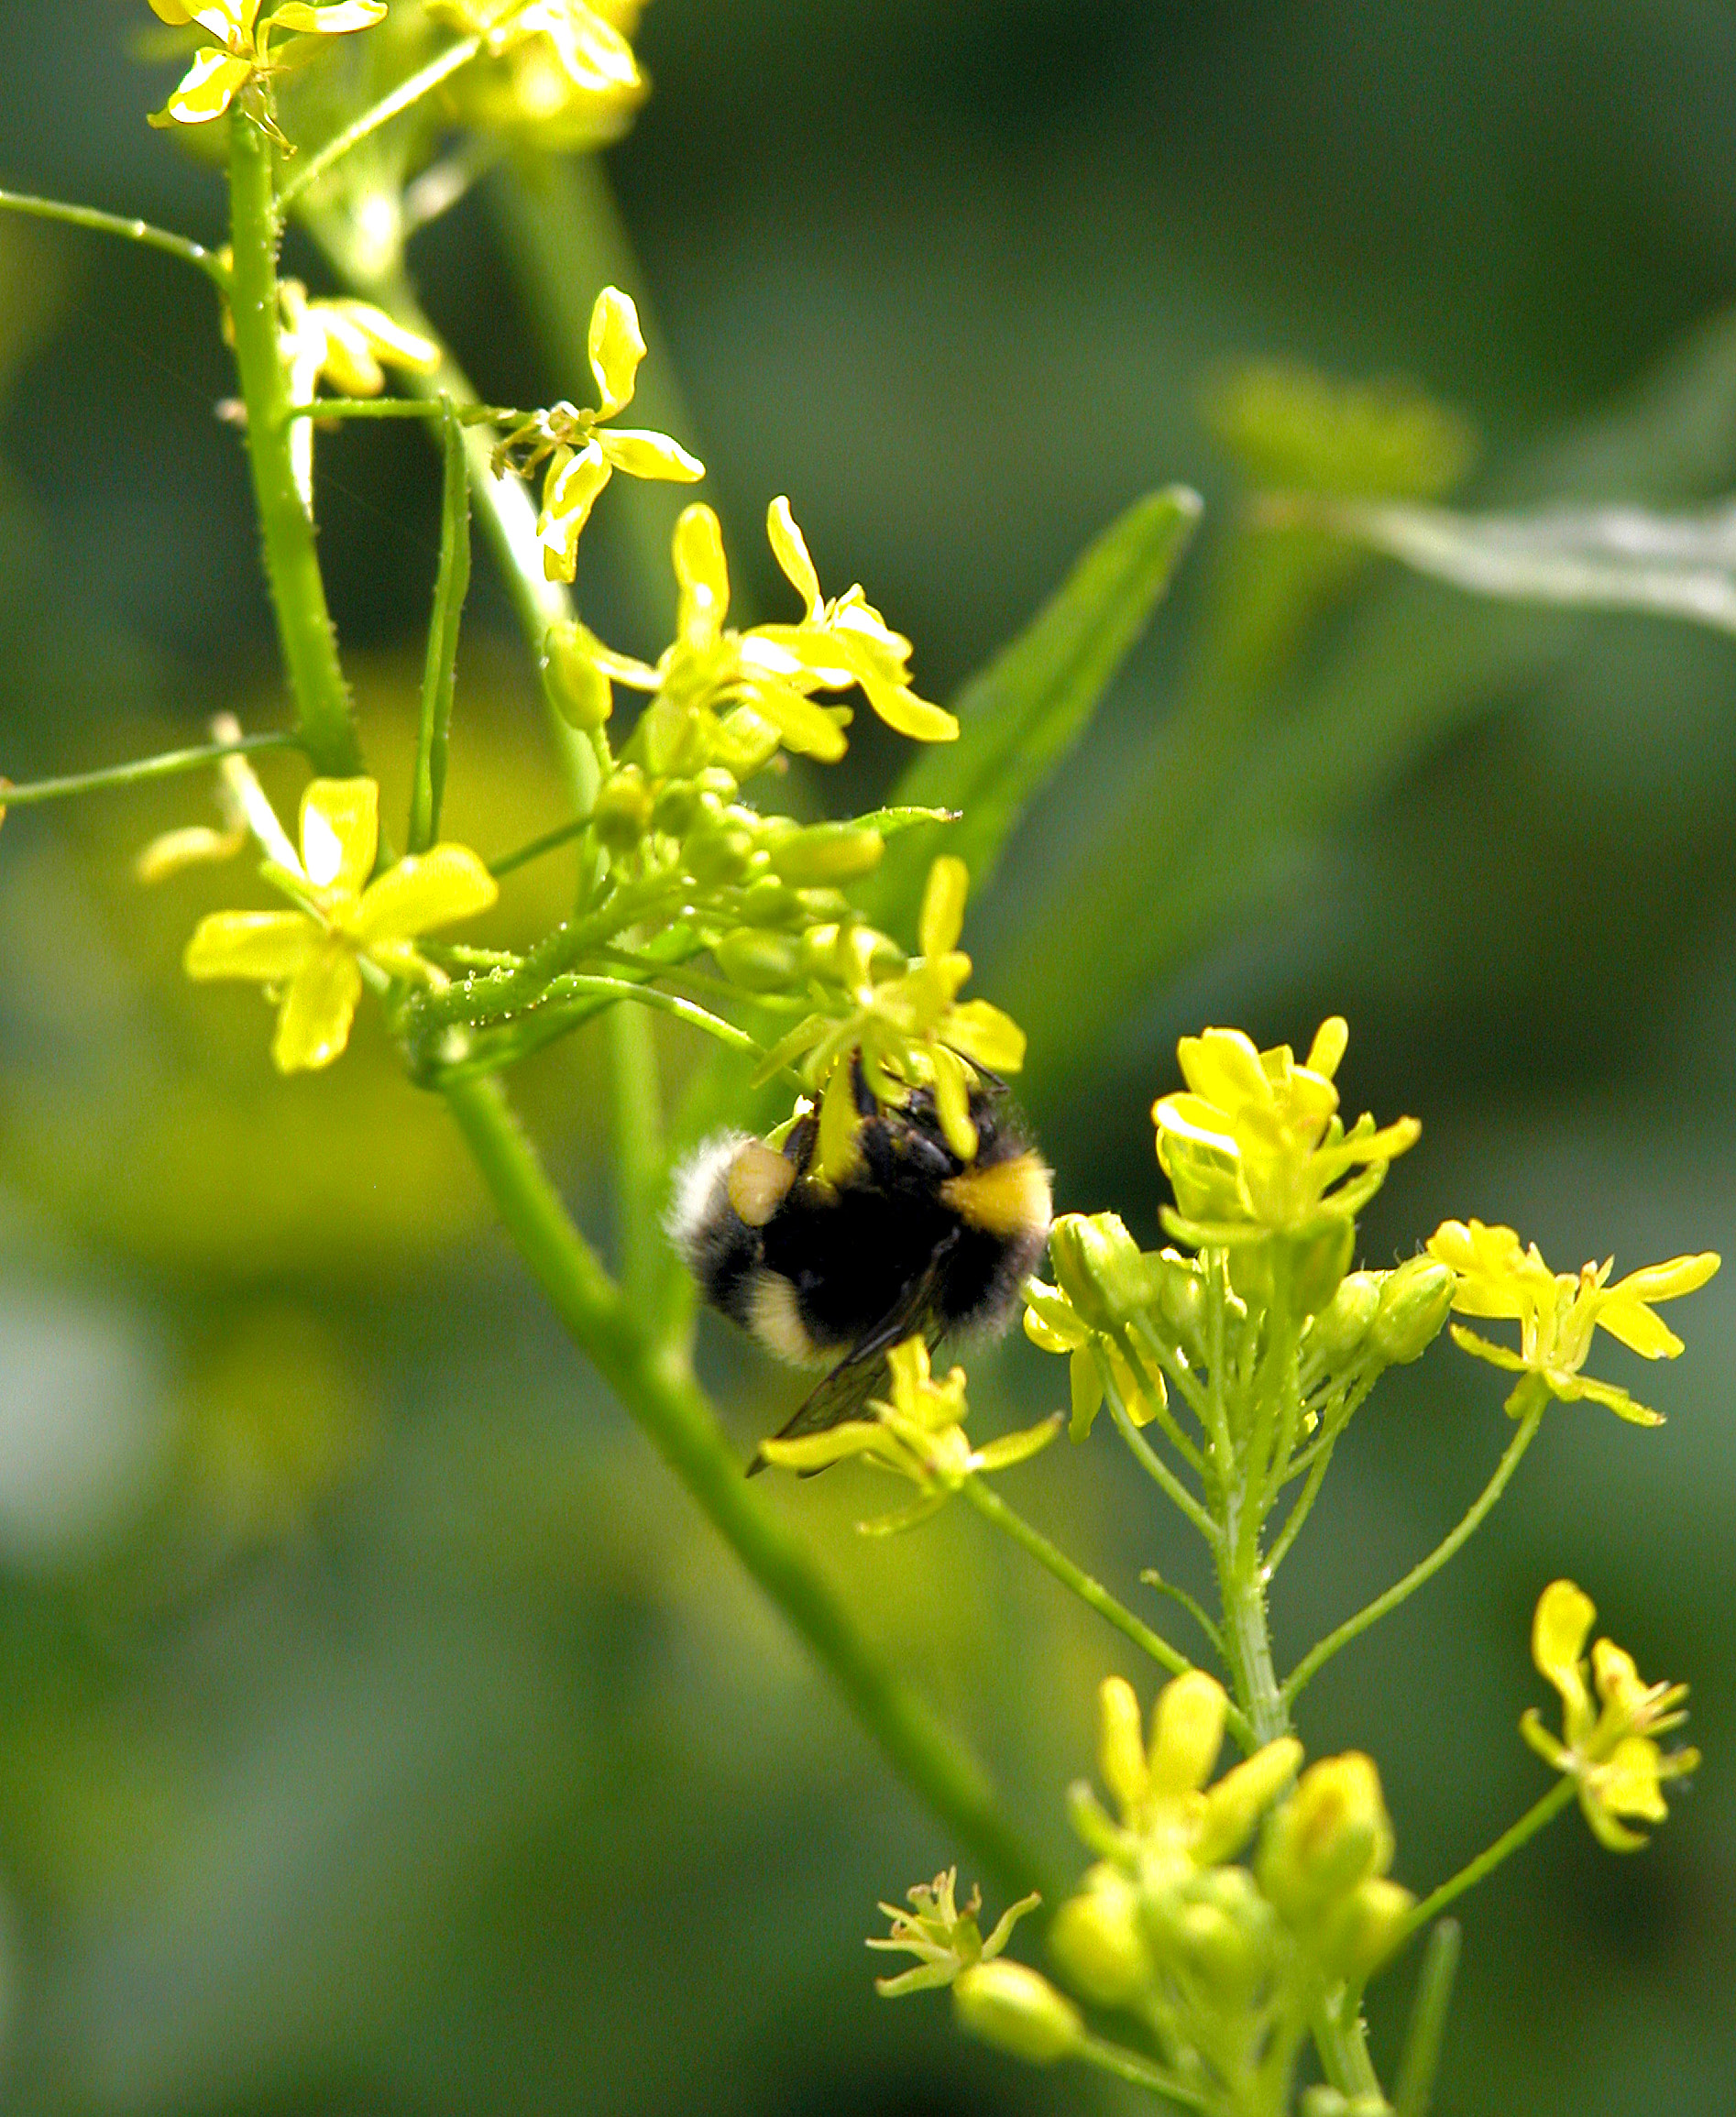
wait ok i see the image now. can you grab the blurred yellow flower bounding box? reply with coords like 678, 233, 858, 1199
147, 0, 387, 128
1426, 1219, 1720, 1422
277, 280, 439, 502
1153, 1016, 1418, 1239
1520, 1580, 1698, 1851
492, 287, 703, 580
429, 0, 648, 149
184, 777, 497, 1072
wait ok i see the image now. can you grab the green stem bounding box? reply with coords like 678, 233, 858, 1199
277, 34, 484, 211
1099, 1362, 1220, 1547
0, 732, 298, 810
1394, 1919, 1461, 2117
225, 105, 359, 775
440, 1070, 1049, 1901
1075, 2034, 1210, 2109
1262, 1442, 1335, 1579
489, 811, 592, 877
1214, 1541, 1285, 1749
1395, 1780, 1577, 1942
282, 396, 505, 423
0, 187, 228, 282
959, 1478, 1247, 1733
607, 999, 666, 1323
1281, 1403, 1546, 1707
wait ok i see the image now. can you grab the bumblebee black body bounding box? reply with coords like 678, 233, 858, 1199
668, 1080, 1053, 1464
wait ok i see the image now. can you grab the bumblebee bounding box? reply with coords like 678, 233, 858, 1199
668, 1071, 1053, 1469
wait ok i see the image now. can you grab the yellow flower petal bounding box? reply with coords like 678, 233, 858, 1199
599, 429, 706, 482
1177, 1026, 1272, 1113
1532, 1580, 1596, 1738
588, 284, 644, 417
136, 823, 247, 883
1097, 1676, 1148, 1815
272, 0, 388, 30
919, 856, 969, 962
148, 0, 196, 21
1147, 1671, 1227, 1798
299, 777, 379, 894
673, 502, 730, 647
538, 442, 611, 580
185, 910, 319, 982
540, 6, 642, 94
151, 49, 251, 127
767, 496, 821, 611
1304, 1015, 1349, 1078
942, 998, 1027, 1073
739, 678, 849, 763
858, 670, 960, 743
930, 1044, 977, 1160
271, 942, 363, 1072
354, 844, 500, 942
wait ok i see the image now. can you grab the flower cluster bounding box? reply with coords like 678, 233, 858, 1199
493, 286, 703, 581
757, 1337, 1060, 1533
148, 0, 387, 129
428, 0, 648, 149
179, 774, 496, 1071
1425, 1218, 1720, 1422
1024, 1212, 1170, 1440
1522, 1581, 1698, 1851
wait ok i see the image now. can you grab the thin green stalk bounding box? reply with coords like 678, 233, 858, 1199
0, 187, 227, 282
1395, 1780, 1577, 1942
441, 1070, 1049, 1901
489, 812, 593, 877
282, 396, 500, 423
277, 33, 484, 211
1282, 1402, 1546, 1707
1261, 1442, 1335, 1579
608, 1000, 666, 1323
225, 105, 359, 775
1137, 1570, 1226, 1662
1214, 1537, 1285, 1750
958, 1478, 1248, 1733
408, 402, 471, 852
1394, 1920, 1461, 2117
1075, 2034, 1210, 2109
1112, 1326, 1206, 1473
0, 732, 297, 810
1098, 1358, 1220, 1547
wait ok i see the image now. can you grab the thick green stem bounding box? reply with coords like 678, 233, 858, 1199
1214, 1542, 1286, 1749
226, 107, 359, 775
1281, 1403, 1545, 1707
1395, 1779, 1577, 1942
441, 1070, 1049, 1900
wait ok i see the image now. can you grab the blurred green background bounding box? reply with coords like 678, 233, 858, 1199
0, 2, 1733, 2110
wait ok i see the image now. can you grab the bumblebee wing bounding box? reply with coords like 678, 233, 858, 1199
747, 1236, 957, 1475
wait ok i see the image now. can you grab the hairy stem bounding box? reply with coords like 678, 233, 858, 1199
225, 105, 359, 775
442, 1070, 1049, 1900
1282, 1402, 1546, 1707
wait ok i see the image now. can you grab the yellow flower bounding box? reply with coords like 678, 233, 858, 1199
867, 1867, 1041, 1998
184, 777, 497, 1072
1073, 1671, 1302, 1884
492, 287, 703, 581
275, 280, 440, 505
147, 0, 387, 128
428, 0, 647, 148
1153, 1016, 1419, 1241
1425, 1219, 1720, 1422
1022, 1240, 1166, 1442
757, 1336, 1060, 1530
1521, 1580, 1699, 1851
756, 856, 1026, 1170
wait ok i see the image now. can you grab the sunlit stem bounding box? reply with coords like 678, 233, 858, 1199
0, 187, 228, 283
281, 397, 515, 424
277, 34, 485, 211
1394, 1779, 1577, 1944
0, 732, 298, 811
1281, 1400, 1546, 1707
225, 104, 360, 776
488, 812, 593, 877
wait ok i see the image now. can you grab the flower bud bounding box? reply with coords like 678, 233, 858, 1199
713, 929, 800, 993
1148, 1672, 1228, 1799
541, 620, 613, 730
952, 1962, 1082, 2065
1369, 1256, 1456, 1365
650, 778, 699, 838
1153, 1252, 1207, 1361
591, 764, 653, 851
710, 705, 782, 777
1049, 1869, 1151, 2008
1314, 1876, 1414, 1983
1142, 1868, 1279, 2013
639, 694, 714, 777
686, 820, 757, 885
1195, 1736, 1304, 1865
1049, 1212, 1147, 1334
1258, 1755, 1394, 1926
735, 876, 803, 927
1308, 1271, 1379, 1362
765, 821, 885, 886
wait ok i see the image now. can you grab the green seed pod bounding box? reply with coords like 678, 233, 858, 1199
1369, 1256, 1456, 1365
541, 620, 613, 730
591, 765, 653, 852
765, 822, 886, 886
952, 1962, 1082, 2066
713, 929, 800, 993
1049, 1870, 1151, 2010
1309, 1269, 1380, 1361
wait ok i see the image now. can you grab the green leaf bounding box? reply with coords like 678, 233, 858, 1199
857, 486, 1202, 938
408, 402, 472, 854
1277, 492, 1736, 633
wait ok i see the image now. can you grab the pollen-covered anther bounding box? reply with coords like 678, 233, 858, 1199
727, 1141, 797, 1228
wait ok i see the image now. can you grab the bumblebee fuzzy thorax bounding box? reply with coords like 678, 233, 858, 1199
667, 1083, 1052, 1454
